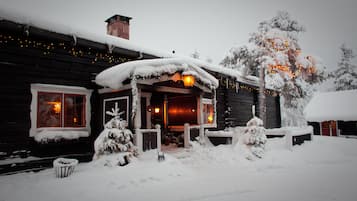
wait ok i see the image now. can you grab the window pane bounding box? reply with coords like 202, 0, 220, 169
64, 95, 85, 127
203, 104, 214, 124
38, 92, 62, 127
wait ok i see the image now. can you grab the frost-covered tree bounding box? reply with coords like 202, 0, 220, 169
236, 115, 267, 159
93, 103, 138, 166
332, 44, 357, 91
221, 11, 325, 126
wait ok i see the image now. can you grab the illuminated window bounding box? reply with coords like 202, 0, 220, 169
37, 92, 85, 128
38, 92, 62, 127
202, 98, 215, 125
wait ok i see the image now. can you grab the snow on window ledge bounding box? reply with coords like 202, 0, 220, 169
34, 129, 90, 143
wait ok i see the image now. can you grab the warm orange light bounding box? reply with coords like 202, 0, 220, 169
73, 117, 78, 123
207, 115, 213, 123
182, 75, 195, 87
154, 107, 160, 114
48, 101, 61, 114
191, 109, 196, 113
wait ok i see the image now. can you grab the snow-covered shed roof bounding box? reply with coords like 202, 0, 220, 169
304, 90, 357, 122
95, 58, 219, 90
0, 8, 172, 59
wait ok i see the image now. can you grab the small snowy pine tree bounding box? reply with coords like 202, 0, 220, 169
93, 103, 138, 164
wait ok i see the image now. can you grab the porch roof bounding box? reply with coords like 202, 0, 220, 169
95, 58, 219, 90
304, 90, 357, 122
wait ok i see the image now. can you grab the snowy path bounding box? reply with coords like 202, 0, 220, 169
1, 136, 357, 201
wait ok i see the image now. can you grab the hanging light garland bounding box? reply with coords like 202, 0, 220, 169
219, 77, 278, 97
0, 33, 130, 64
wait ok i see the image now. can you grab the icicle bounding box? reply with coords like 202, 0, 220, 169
252, 105, 256, 117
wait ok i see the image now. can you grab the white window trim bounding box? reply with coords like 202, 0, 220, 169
30, 83, 92, 137
201, 97, 217, 128
103, 96, 129, 126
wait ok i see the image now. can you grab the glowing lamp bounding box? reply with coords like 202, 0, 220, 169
182, 74, 195, 87
53, 103, 61, 114
154, 107, 160, 114
48, 101, 61, 114
73, 117, 78, 123
207, 115, 213, 123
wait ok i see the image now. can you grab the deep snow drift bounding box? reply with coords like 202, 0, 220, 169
1, 136, 357, 201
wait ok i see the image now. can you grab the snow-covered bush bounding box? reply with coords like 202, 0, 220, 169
237, 116, 267, 159
93, 103, 138, 165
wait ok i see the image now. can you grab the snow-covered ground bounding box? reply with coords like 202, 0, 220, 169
1, 136, 357, 201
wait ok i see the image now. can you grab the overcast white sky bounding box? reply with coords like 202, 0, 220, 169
1, 0, 357, 70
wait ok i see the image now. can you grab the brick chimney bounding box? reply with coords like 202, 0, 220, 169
105, 14, 132, 40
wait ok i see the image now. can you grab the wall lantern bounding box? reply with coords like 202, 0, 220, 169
154, 107, 160, 114
182, 74, 195, 87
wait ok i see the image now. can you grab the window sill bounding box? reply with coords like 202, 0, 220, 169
31, 128, 90, 143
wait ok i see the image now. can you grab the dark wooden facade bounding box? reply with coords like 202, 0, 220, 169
0, 18, 281, 158
214, 75, 281, 130
0, 19, 155, 157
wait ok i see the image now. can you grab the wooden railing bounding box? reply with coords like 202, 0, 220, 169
135, 124, 161, 153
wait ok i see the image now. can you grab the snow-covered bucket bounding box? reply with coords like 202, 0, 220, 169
53, 158, 78, 178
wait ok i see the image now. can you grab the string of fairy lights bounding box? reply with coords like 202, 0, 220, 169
0, 34, 130, 64
219, 77, 278, 97
265, 36, 317, 79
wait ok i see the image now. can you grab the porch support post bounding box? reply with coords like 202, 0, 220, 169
135, 129, 143, 153
134, 88, 142, 129
199, 93, 204, 143
184, 123, 190, 148
155, 124, 161, 152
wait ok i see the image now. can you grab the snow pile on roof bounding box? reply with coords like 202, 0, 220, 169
0, 8, 173, 58
183, 57, 260, 86
95, 58, 219, 89
304, 90, 357, 122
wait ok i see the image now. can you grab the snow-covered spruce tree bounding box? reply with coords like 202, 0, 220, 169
221, 11, 325, 127
238, 116, 267, 159
93, 103, 138, 166
332, 44, 357, 91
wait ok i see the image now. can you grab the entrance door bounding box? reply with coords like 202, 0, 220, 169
321, 121, 337, 136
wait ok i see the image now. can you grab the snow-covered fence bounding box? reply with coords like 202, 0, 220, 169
184, 123, 207, 147
135, 124, 161, 153
266, 126, 313, 150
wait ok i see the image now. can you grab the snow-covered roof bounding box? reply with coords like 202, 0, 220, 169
304, 90, 357, 122
1, 8, 261, 88
95, 58, 219, 90
0, 8, 173, 58
183, 57, 260, 87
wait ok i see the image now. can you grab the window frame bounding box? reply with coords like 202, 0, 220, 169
30, 84, 92, 137
201, 98, 217, 128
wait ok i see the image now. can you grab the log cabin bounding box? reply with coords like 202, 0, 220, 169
305, 90, 357, 137
0, 12, 281, 159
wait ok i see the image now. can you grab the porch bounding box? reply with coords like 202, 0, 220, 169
95, 58, 219, 152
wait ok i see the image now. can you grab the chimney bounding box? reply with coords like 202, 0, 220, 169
105, 14, 132, 40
